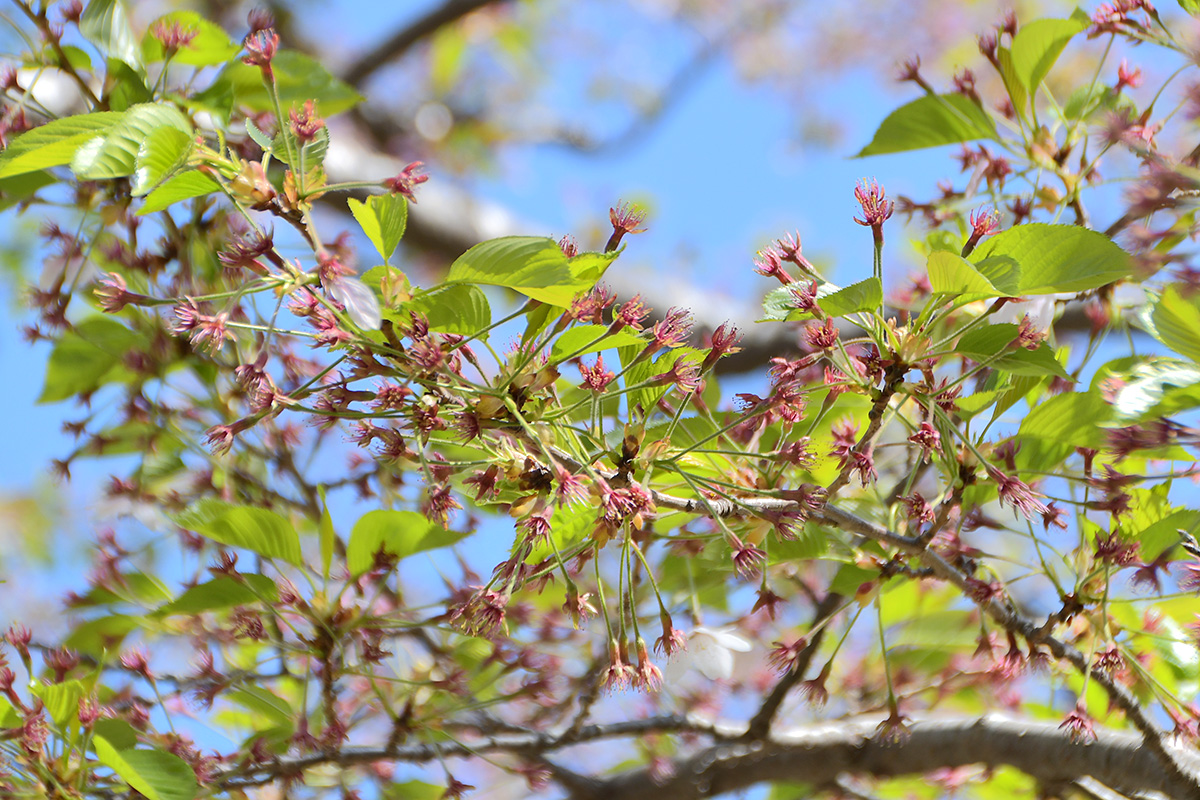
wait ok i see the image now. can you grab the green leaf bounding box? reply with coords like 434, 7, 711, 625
138, 170, 221, 214
957, 324, 1069, 378
318, 486, 335, 581
567, 250, 619, 283
549, 324, 645, 362
132, 127, 192, 195
0, 112, 126, 178
772, 521, 829, 560
383, 780, 447, 800
173, 499, 303, 566
141, 11, 239, 67
348, 194, 408, 262
79, 0, 142, 69
155, 574, 278, 616
446, 236, 595, 306
94, 719, 138, 750
1018, 391, 1113, 448
215, 51, 363, 116
996, 47, 1028, 122
857, 94, 995, 157
927, 250, 1002, 297
0, 171, 55, 211
94, 738, 198, 800
71, 104, 192, 182
31, 679, 84, 726
346, 510, 467, 576
63, 614, 139, 656
228, 686, 293, 726
245, 118, 274, 152
105, 59, 153, 111
759, 278, 881, 322
1180, 0, 1200, 16
820, 277, 883, 317
1149, 285, 1200, 363
406, 283, 491, 335
272, 123, 329, 168
1010, 17, 1086, 98
970, 223, 1130, 294
0, 697, 18, 727
39, 317, 138, 403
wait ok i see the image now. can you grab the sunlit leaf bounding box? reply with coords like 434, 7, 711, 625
79, 0, 142, 69
348, 194, 408, 262
549, 324, 645, 363
346, 510, 468, 576
1010, 17, 1086, 98
971, 223, 1130, 294
138, 170, 221, 214
141, 11, 239, 67
94, 738, 198, 800
406, 283, 492, 335
857, 94, 995, 156
927, 250, 1002, 297
215, 51, 363, 115
132, 127, 192, 195
0, 112, 126, 178
957, 324, 1070, 377
1149, 284, 1200, 363
1018, 391, 1113, 448
71, 104, 192, 182
446, 236, 597, 306
173, 499, 303, 566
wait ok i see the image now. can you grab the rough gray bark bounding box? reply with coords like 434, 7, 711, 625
579, 715, 1200, 800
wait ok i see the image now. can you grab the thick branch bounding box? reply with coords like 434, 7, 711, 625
581, 715, 1200, 800
216, 713, 1199, 798
339, 0, 508, 87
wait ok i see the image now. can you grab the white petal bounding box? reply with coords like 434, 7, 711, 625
707, 626, 752, 652
689, 635, 734, 680
330, 276, 382, 330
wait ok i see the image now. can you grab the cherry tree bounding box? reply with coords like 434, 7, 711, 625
1, 1, 1199, 799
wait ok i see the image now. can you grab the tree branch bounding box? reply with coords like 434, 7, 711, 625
214, 713, 1200, 798
339, 0, 509, 87
580, 715, 1200, 800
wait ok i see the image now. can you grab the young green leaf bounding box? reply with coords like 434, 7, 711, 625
141, 11, 239, 67
405, 283, 492, 335
971, 223, 1130, 294
346, 510, 467, 575
927, 249, 1003, 297
71, 104, 193, 182
857, 94, 995, 157
1009, 17, 1087, 100
821, 277, 883, 317
39, 317, 138, 403
549, 324, 645, 363
1149, 284, 1200, 363
446, 236, 597, 306
957, 324, 1070, 378
93, 738, 198, 800
0, 112, 126, 178
173, 499, 303, 566
155, 575, 278, 616
348, 194, 408, 261
138, 170, 221, 214
214, 51, 364, 115
31, 680, 84, 726
1018, 391, 1113, 448
80, 0, 143, 70
132, 127, 192, 195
